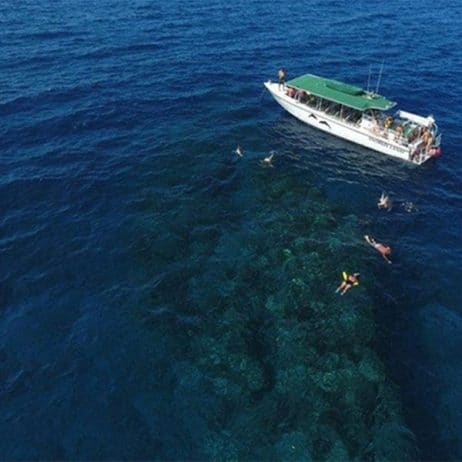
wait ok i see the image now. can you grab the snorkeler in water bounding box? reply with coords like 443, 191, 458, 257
377, 192, 392, 211
402, 201, 418, 213
234, 145, 243, 157
364, 235, 392, 264
335, 272, 360, 295
260, 151, 275, 167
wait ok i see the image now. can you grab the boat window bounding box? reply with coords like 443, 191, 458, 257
344, 108, 361, 123
306, 94, 316, 106
326, 103, 341, 116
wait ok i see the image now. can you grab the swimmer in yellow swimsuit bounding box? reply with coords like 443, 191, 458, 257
335, 272, 360, 295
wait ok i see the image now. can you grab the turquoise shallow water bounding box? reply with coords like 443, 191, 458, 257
1, 0, 462, 459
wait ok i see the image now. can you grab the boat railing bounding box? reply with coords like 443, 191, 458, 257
358, 113, 416, 147
280, 85, 424, 148
408, 138, 428, 163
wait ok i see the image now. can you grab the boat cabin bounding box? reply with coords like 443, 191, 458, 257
282, 73, 440, 160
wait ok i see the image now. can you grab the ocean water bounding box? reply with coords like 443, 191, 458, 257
1, 0, 462, 459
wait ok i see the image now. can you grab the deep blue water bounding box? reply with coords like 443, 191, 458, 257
1, 0, 462, 460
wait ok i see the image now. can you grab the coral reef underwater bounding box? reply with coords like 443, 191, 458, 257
136, 157, 416, 461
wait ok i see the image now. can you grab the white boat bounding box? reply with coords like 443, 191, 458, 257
264, 74, 442, 164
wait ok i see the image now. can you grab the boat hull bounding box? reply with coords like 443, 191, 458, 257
264, 82, 429, 164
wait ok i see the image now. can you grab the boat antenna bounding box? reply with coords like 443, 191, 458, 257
374, 60, 385, 95
366, 66, 372, 93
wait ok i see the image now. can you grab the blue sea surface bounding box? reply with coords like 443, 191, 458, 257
1, 0, 462, 459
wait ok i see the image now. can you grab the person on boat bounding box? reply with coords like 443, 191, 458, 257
286, 86, 296, 98
377, 192, 392, 211
371, 116, 381, 135
278, 68, 286, 90
422, 127, 433, 154
295, 89, 307, 102
410, 146, 421, 162
364, 235, 392, 264
408, 128, 418, 143
384, 116, 393, 129
335, 272, 360, 296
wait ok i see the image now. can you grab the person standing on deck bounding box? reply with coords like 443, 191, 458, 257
422, 127, 434, 154
278, 68, 286, 90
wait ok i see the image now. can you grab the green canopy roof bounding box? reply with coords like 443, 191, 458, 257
287, 74, 396, 111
